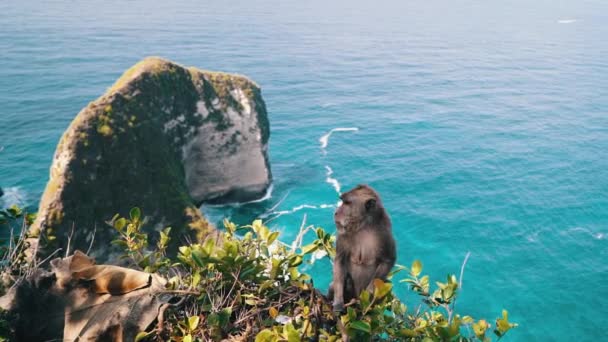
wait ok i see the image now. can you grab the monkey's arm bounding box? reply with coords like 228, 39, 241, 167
373, 259, 394, 280
366, 236, 396, 292
364, 259, 394, 293
332, 258, 346, 312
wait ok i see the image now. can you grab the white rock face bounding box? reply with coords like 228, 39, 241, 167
182, 81, 271, 204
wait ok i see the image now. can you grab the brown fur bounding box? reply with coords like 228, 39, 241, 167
328, 184, 396, 311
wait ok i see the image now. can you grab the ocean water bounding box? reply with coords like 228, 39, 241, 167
1, 0, 607, 340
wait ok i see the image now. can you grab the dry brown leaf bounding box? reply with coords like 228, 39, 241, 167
51, 249, 96, 288
63, 272, 168, 341
72, 264, 151, 295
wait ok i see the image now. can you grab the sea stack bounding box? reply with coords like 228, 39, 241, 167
30, 57, 272, 260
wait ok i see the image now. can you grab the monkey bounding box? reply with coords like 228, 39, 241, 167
328, 184, 396, 312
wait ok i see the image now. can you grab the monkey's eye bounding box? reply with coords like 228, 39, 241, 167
342, 200, 352, 205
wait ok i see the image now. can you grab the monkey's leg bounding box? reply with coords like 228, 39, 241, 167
343, 274, 355, 303
350, 263, 376, 296
327, 281, 334, 300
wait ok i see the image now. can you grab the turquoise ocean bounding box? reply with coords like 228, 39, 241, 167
1, 0, 607, 340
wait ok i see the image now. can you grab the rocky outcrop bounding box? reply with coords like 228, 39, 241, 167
30, 57, 272, 260
0, 251, 170, 341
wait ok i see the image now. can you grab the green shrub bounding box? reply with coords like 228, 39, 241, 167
111, 208, 518, 341
0, 205, 37, 285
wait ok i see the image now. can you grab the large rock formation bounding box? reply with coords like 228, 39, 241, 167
30, 57, 272, 260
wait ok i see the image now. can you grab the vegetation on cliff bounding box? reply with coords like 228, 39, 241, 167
1, 205, 517, 341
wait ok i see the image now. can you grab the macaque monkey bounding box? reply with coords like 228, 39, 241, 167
328, 184, 396, 312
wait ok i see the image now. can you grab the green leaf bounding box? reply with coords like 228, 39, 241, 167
223, 219, 237, 234
411, 260, 422, 277
285, 323, 300, 342
495, 309, 518, 336
187, 315, 199, 331
129, 207, 141, 222
7, 205, 23, 217
159, 227, 171, 247
113, 217, 127, 230
288, 255, 303, 267
207, 313, 219, 326
301, 243, 318, 254
397, 328, 418, 337
316, 227, 325, 239
25, 213, 36, 225
183, 334, 192, 342
191, 250, 206, 268
373, 278, 392, 299
420, 275, 430, 292
347, 307, 357, 321
267, 231, 280, 245
191, 271, 201, 287
462, 315, 474, 324
219, 307, 232, 326
349, 320, 371, 334
111, 240, 129, 248
472, 319, 489, 338
442, 285, 455, 302
134, 331, 153, 342
359, 289, 371, 308
255, 329, 275, 342
448, 315, 461, 337
252, 219, 263, 234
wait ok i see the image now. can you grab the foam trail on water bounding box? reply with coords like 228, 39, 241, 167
203, 184, 274, 208
260, 202, 336, 220
244, 184, 274, 204
325, 166, 341, 194
0, 187, 27, 207
260, 127, 356, 222
319, 127, 359, 150
561, 226, 606, 240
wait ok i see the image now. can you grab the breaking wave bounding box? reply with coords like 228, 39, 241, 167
319, 127, 359, 150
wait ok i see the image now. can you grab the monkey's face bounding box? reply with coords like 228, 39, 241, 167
334, 185, 380, 232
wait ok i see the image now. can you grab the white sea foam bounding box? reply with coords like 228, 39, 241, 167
0, 187, 27, 207
561, 226, 606, 240
526, 231, 540, 243
261, 202, 336, 221
319, 127, 359, 149
244, 184, 274, 204
558, 19, 577, 24
325, 166, 341, 194
202, 184, 273, 208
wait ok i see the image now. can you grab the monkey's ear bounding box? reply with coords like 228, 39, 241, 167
365, 198, 376, 211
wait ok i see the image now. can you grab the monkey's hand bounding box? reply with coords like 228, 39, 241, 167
332, 299, 345, 313
366, 281, 376, 294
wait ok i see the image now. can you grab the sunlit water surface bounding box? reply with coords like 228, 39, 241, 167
1, 1, 607, 340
